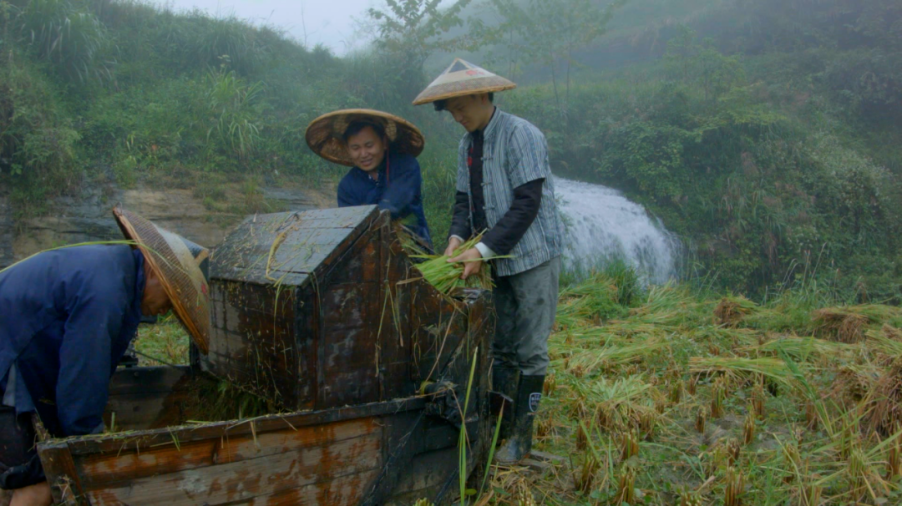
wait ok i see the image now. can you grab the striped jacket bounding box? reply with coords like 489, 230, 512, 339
455, 108, 564, 276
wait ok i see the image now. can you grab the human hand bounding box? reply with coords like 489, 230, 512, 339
444, 236, 462, 257
449, 248, 483, 280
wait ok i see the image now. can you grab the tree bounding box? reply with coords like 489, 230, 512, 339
478, 0, 628, 117
366, 0, 473, 100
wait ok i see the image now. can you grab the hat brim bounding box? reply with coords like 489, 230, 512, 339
114, 207, 211, 354
305, 109, 426, 167
412, 79, 516, 105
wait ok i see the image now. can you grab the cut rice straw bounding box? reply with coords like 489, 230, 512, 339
689, 356, 801, 389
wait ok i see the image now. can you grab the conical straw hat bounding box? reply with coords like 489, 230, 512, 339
305, 109, 425, 167
113, 207, 211, 354
413, 58, 516, 105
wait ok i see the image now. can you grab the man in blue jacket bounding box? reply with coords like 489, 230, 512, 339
0, 207, 211, 505
306, 109, 432, 250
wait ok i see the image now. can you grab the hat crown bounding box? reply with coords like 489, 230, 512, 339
413, 58, 516, 105
113, 207, 211, 354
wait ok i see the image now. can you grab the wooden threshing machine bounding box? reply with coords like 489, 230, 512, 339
35, 206, 495, 505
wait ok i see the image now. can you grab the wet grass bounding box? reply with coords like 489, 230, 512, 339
133, 314, 190, 366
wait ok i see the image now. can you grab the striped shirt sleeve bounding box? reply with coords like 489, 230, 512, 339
505, 123, 551, 188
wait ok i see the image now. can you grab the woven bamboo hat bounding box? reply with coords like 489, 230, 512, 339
113, 207, 211, 354
305, 109, 425, 167
413, 58, 516, 106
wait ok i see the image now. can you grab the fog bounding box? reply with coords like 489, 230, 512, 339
149, 0, 379, 54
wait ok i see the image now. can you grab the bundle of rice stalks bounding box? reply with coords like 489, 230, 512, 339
399, 229, 497, 294
569, 376, 653, 423
714, 295, 757, 327
556, 274, 626, 328
813, 305, 901, 343
866, 324, 902, 360
865, 359, 902, 436
563, 337, 666, 375
746, 335, 857, 361
690, 357, 799, 391
627, 284, 709, 328
830, 364, 881, 409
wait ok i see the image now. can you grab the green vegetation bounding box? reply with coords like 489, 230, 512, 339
3, 0, 900, 297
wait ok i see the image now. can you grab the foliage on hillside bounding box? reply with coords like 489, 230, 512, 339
0, 0, 900, 299
496, 0, 902, 299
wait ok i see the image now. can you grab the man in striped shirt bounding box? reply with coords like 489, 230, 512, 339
414, 59, 565, 463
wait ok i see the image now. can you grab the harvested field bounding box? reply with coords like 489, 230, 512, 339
486, 272, 902, 505
135, 272, 902, 505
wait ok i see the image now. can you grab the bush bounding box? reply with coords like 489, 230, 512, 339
0, 52, 80, 215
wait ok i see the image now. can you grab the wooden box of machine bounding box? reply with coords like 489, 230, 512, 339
34, 205, 496, 505
202, 205, 489, 411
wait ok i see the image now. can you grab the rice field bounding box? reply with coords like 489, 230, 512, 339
486, 272, 902, 506
134, 270, 902, 505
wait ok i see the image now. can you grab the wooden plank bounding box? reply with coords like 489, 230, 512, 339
236, 469, 379, 506
387, 448, 461, 503
84, 431, 382, 505
38, 443, 88, 505
52, 397, 426, 457
77, 418, 378, 490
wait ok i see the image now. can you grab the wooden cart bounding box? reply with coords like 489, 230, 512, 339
36, 206, 495, 505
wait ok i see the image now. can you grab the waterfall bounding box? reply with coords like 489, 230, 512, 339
554, 177, 680, 284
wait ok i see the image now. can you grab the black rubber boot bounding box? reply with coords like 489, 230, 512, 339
492, 364, 520, 438
494, 374, 545, 464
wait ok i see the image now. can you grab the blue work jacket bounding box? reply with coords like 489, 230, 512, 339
337, 152, 433, 249
0, 245, 145, 437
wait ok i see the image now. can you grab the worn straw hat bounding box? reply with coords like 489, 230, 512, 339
413, 58, 517, 106
113, 207, 211, 354
305, 109, 425, 167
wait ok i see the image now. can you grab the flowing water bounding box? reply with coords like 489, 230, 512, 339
554, 177, 680, 284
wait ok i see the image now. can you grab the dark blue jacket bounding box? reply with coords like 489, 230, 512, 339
0, 245, 145, 437
337, 152, 433, 249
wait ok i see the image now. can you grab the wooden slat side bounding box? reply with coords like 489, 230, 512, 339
240, 469, 380, 506
83, 430, 382, 505
57, 397, 426, 456
103, 366, 195, 431
76, 418, 378, 490
107, 366, 192, 396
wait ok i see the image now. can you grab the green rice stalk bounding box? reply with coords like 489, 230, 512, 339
689, 356, 800, 389
458, 347, 479, 505
746, 335, 858, 360
397, 228, 505, 295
